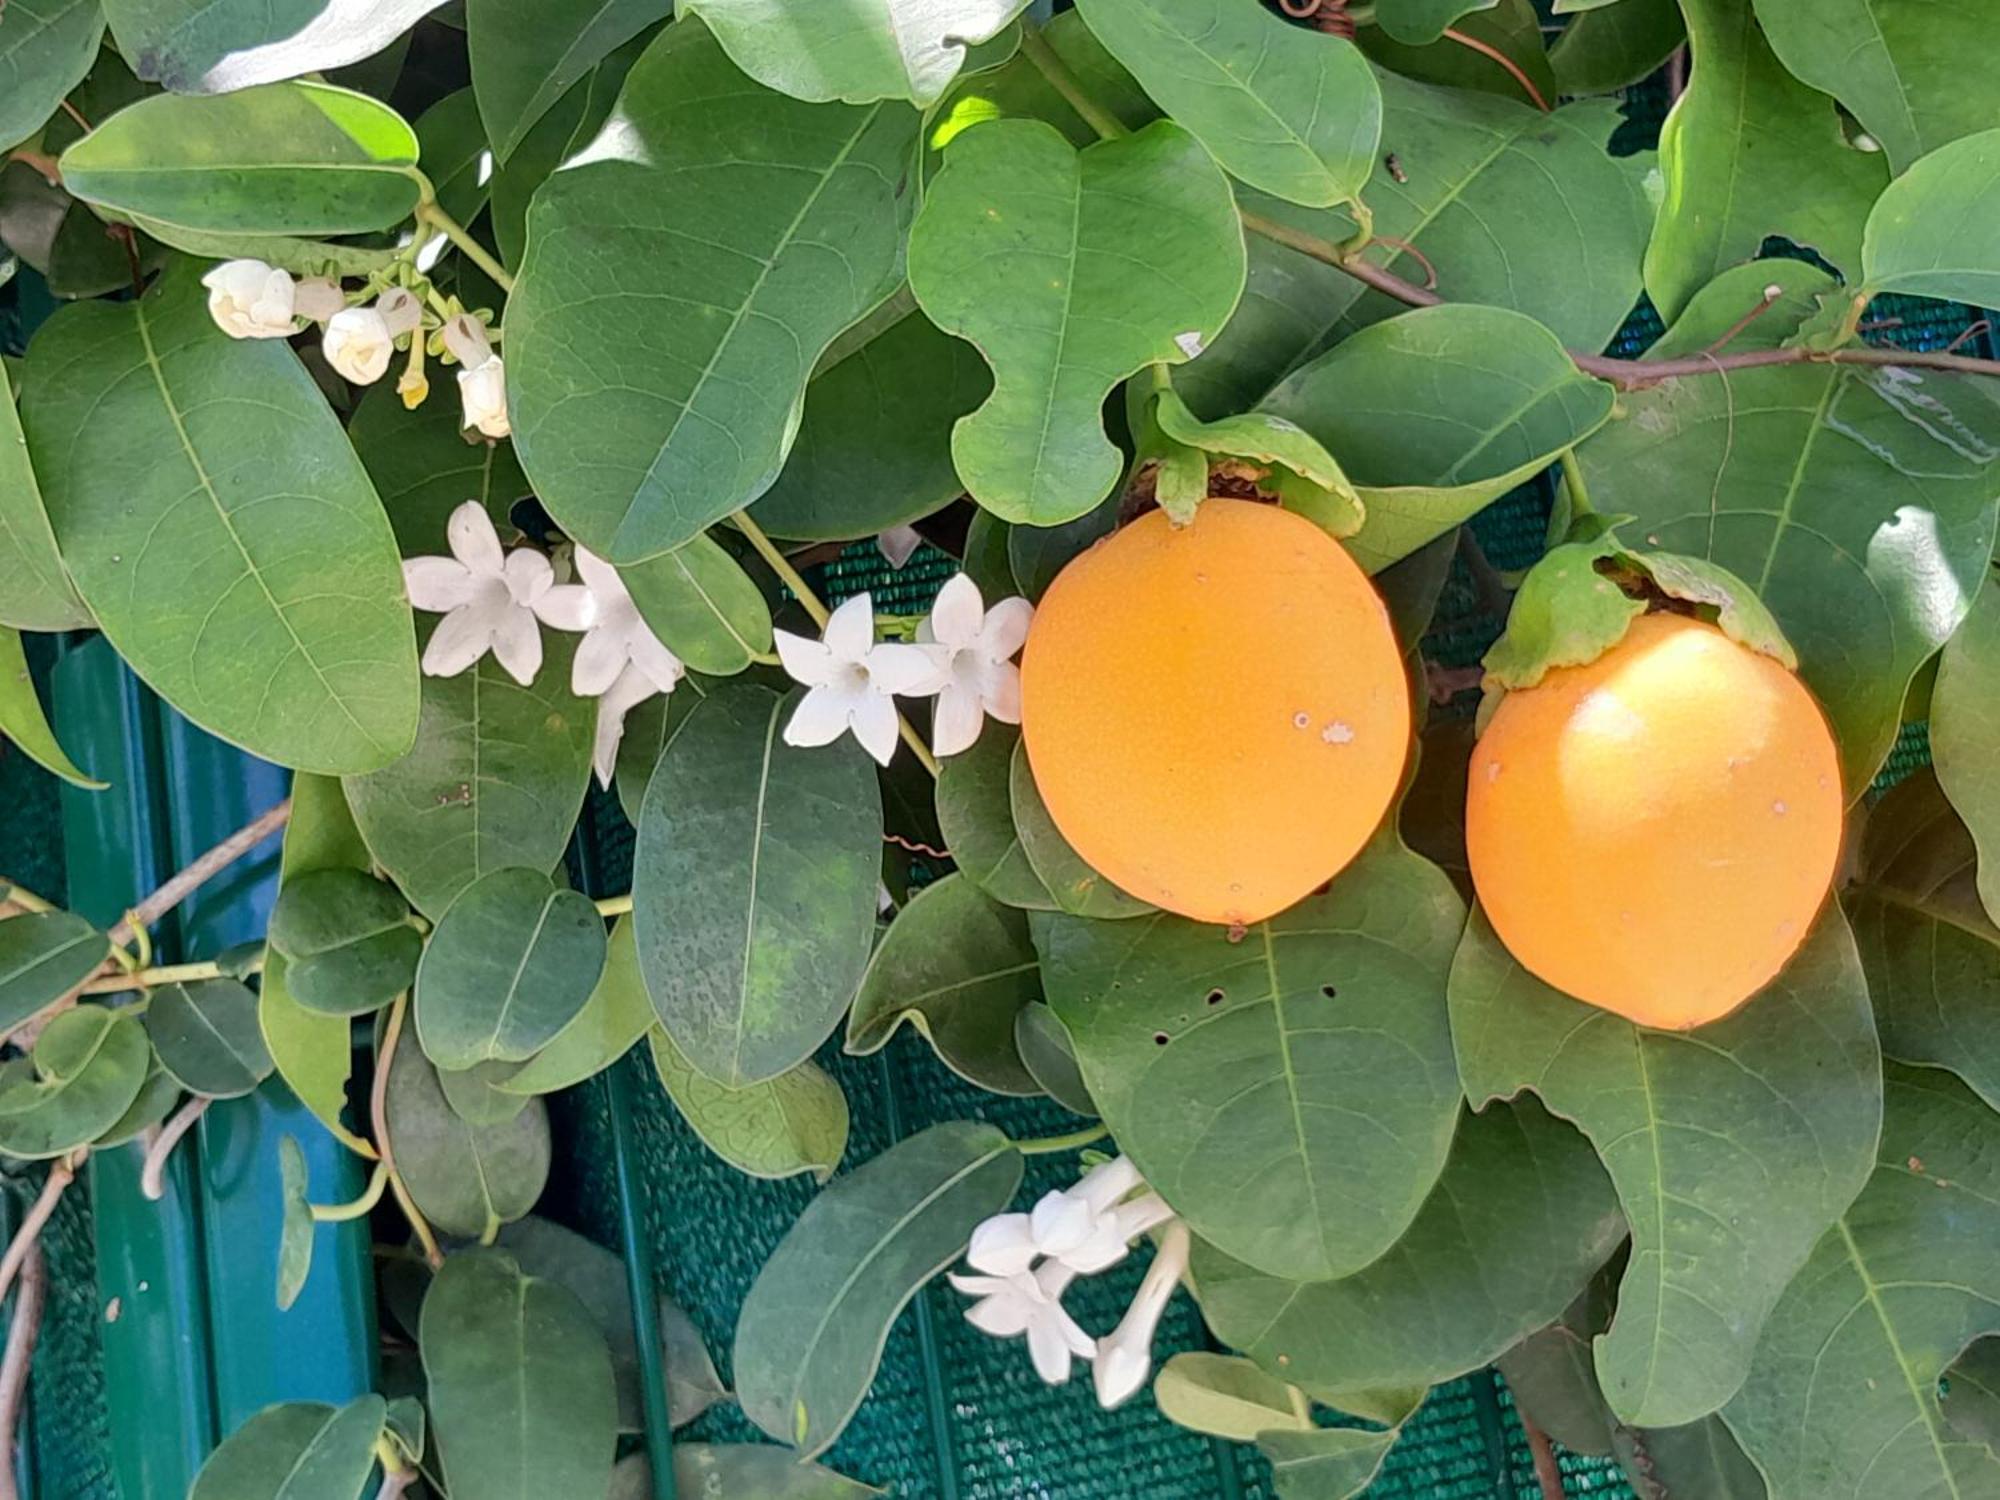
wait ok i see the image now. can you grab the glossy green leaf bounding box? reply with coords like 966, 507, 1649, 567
1012, 1001, 1095, 1115
489, 39, 640, 270
187, 1395, 388, 1500
21, 265, 420, 774
1860, 128, 2000, 307
101, 0, 442, 90
747, 311, 991, 542
682, 0, 1028, 106
1643, 0, 1887, 320
0, 910, 108, 1033
59, 82, 422, 236
413, 87, 492, 229
1041, 840, 1464, 1282
1753, 0, 1999, 172
1933, 571, 2000, 927
468, 0, 671, 160
1074, 0, 1380, 207
634, 684, 881, 1087
421, 1248, 617, 1500
1722, 1065, 2000, 1498
144, 977, 272, 1099
0, 344, 87, 630
1151, 387, 1362, 534
0, 0, 105, 153
267, 868, 420, 1017
649, 1024, 850, 1182
621, 536, 775, 677
350, 382, 527, 555
508, 17, 920, 562
612, 1447, 882, 1500
1451, 905, 1880, 1427
502, 918, 653, 1096
1615, 1418, 1767, 1500
415, 868, 606, 1071
1154, 1353, 1312, 1442
908, 117, 1244, 525
277, 1134, 314, 1312
384, 1036, 549, 1239
1008, 739, 1152, 920
95, 1063, 182, 1149
1193, 1096, 1624, 1396
1479, 537, 1643, 692
0, 629, 103, 789
735, 1120, 1022, 1457
846, 873, 1039, 1095
1260, 304, 1615, 574
343, 633, 596, 920
1259, 1427, 1400, 1500
0, 1004, 150, 1158
1550, 0, 1684, 94
1376, 0, 1497, 43
935, 723, 1055, 911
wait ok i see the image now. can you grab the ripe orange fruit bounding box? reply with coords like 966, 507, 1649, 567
1466, 612, 1843, 1029
1018, 499, 1410, 925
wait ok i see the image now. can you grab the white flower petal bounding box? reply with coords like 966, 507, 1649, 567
446, 501, 505, 577
627, 628, 686, 697
488, 605, 543, 686
421, 606, 494, 678
1029, 1191, 1098, 1257
876, 524, 924, 569
501, 546, 554, 606
292, 277, 345, 324
402, 556, 474, 613
869, 640, 948, 697
773, 628, 834, 688
930, 573, 985, 649
850, 689, 900, 766
591, 665, 656, 788
458, 356, 510, 438
980, 595, 1034, 661
946, 1272, 1012, 1298
375, 287, 423, 338
202, 259, 297, 339
1075, 1156, 1144, 1213
932, 680, 985, 758
965, 1294, 1036, 1340
572, 625, 628, 697
822, 592, 876, 664
782, 685, 855, 748
980, 659, 1023, 724
533, 583, 596, 632
441, 312, 494, 368
1026, 1319, 1078, 1385
967, 1214, 1040, 1277
573, 546, 632, 606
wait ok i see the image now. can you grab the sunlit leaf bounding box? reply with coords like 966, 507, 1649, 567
1860, 128, 2000, 307
101, 0, 445, 92
1153, 1353, 1312, 1442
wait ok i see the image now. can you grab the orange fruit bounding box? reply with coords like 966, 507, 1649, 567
1466, 612, 1843, 1029
1018, 499, 1410, 925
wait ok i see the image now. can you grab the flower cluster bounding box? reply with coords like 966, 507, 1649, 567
200, 259, 508, 438
951, 1155, 1188, 1408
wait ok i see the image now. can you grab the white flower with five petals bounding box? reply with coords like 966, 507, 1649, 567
911, 573, 1032, 758
535, 547, 685, 699
949, 1262, 1097, 1385
201, 259, 298, 339
967, 1155, 1145, 1277
402, 501, 552, 686
774, 593, 935, 767
323, 289, 422, 384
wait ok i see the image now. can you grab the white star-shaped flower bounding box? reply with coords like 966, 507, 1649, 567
401, 501, 552, 686
915, 573, 1032, 758
535, 547, 685, 700
949, 1262, 1097, 1385
774, 593, 935, 766
967, 1155, 1145, 1277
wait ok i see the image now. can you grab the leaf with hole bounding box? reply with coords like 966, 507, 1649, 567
268, 868, 420, 1017
144, 978, 272, 1099
648, 1025, 849, 1182
187, 1395, 389, 1500
384, 1036, 549, 1239
0, 1005, 150, 1158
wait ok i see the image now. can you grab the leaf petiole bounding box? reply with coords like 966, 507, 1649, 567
1019, 26, 1130, 143
311, 1161, 391, 1223
1012, 1123, 1110, 1156
416, 200, 515, 295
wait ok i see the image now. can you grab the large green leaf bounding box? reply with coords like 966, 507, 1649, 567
1260, 304, 1615, 573
468, 0, 671, 161
1074, 0, 1379, 208
1615, 1418, 1768, 1500
0, 0, 105, 154
1721, 1065, 2000, 1498
1450, 906, 1881, 1427
621, 536, 775, 677
384, 1037, 549, 1238
187, 1396, 388, 1500
907, 116, 1244, 526
502, 917, 653, 1096
1039, 840, 1464, 1283
1259, 1429, 1400, 1500
1933, 570, 2000, 927
421, 1248, 617, 1500
1194, 1096, 1623, 1396
648, 1026, 849, 1182
1008, 739, 1151, 920
489, 39, 641, 270
508, 17, 920, 562
1643, 0, 1887, 320
933, 722, 1055, 910
144, 978, 272, 1099
1860, 128, 2000, 307
1357, 0, 1556, 110
1014, 1002, 1095, 1115
0, 629, 104, 789
0, 1004, 150, 1157
1752, 0, 1999, 172
343, 633, 596, 920
681, 0, 1028, 106
1550, 0, 1684, 94
846, 872, 1039, 1095
734, 1121, 1022, 1456
633, 684, 880, 1087
267, 867, 420, 1016
0, 357, 87, 631
0, 910, 109, 1032
1496, 1272, 1619, 1456
351, 367, 528, 556
59, 82, 422, 236
21, 265, 419, 774
1375, 0, 1498, 43
100, 0, 443, 92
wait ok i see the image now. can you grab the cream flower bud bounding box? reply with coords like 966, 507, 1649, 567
200, 259, 297, 339
376, 287, 424, 338
441, 312, 494, 368
458, 356, 510, 438
323, 306, 395, 384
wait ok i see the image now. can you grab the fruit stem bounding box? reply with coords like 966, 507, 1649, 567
1020, 25, 1131, 142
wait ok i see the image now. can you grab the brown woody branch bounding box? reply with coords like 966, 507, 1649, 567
0, 1237, 44, 1500
107, 797, 292, 950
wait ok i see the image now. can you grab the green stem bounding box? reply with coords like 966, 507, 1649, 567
0, 882, 56, 915
311, 1161, 390, 1223
418, 202, 515, 294
1559, 447, 1595, 519
1019, 26, 1129, 141
79, 957, 234, 995
732, 511, 830, 628
1013, 1123, 1111, 1156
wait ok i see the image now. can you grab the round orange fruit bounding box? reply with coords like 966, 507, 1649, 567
1018, 499, 1410, 926
1466, 612, 1843, 1029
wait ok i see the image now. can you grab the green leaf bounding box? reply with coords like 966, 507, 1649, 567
846, 873, 1039, 1095
1006, 741, 1152, 920
0, 910, 108, 1034
437, 1059, 531, 1126
0, 0, 105, 154
413, 87, 493, 229
681, 0, 1029, 106
1614, 1418, 1767, 1500
734, 1121, 1022, 1457
1261, 304, 1615, 574
613, 1447, 883, 1500
648, 1026, 849, 1182
101, 0, 443, 92
1497, 1290, 1619, 1457
1259, 1427, 1400, 1500
414, 868, 607, 1071
502, 918, 653, 1096
343, 634, 596, 920
1722, 1065, 2000, 1498
1358, 0, 1554, 110
1643, 0, 1888, 321
59, 82, 422, 236
1012, 1002, 1095, 1115
1860, 128, 2000, 306
0, 310, 87, 631
1005, 492, 1119, 601
1074, 0, 1380, 208
1477, 537, 1644, 692
277, 1134, 314, 1312
267, 868, 420, 1017
188, 1396, 388, 1500
1376, 0, 1498, 44
489, 39, 641, 270
351, 383, 527, 555
1752, 0, 1999, 172
747, 310, 992, 543
1550, 0, 1684, 94
907, 117, 1245, 526
1192, 1096, 1624, 1396
1943, 1339, 2000, 1454
468, 0, 671, 161
633, 684, 881, 1087
1151, 387, 1363, 535
421, 1248, 617, 1500
1041, 840, 1464, 1282
94, 1063, 181, 1149
1932, 571, 2000, 927
0, 629, 103, 789
143, 978, 273, 1099
936, 724, 1055, 911
0, 1004, 150, 1158
384, 1036, 549, 1239
1153, 1352, 1312, 1442
621, 536, 775, 677
21, 264, 420, 775
614, 674, 709, 826
508, 17, 920, 562
1450, 905, 1881, 1427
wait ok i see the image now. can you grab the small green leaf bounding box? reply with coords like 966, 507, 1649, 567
1932, 571, 2000, 928
1861, 128, 2000, 307
413, 87, 493, 228
268, 868, 420, 1018
1012, 1002, 1095, 1116
437, 1060, 531, 1125
143, 978, 273, 1099
0, 0, 105, 155
1550, 0, 1684, 94
682, 0, 1029, 106
277, 1135, 314, 1312
1152, 387, 1363, 536
468, 0, 672, 161
1613, 1417, 1766, 1500
502, 918, 654, 1096
351, 385, 527, 555
101, 0, 445, 93
1477, 537, 1643, 693
621, 536, 775, 677
187, 1396, 388, 1500
1005, 492, 1119, 601
94, 1063, 182, 1149
1634, 551, 1797, 668
0, 1005, 150, 1158
0, 910, 109, 1035
1009, 740, 1152, 920
935, 723, 1056, 911
734, 1121, 1022, 1457
489, 39, 641, 270
0, 629, 101, 791
384, 1036, 549, 1239
612, 1447, 882, 1500
1259, 1427, 1400, 1500
648, 1025, 849, 1182
1495, 1269, 1620, 1456
1154, 1353, 1313, 1442
0, 358, 88, 631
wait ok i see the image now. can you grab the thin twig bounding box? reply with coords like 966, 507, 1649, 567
372, 1472, 416, 1500
1571, 342, 2000, 386
1946, 319, 1991, 355
1521, 1412, 1567, 1500
56, 100, 89, 132
5, 148, 58, 184
0, 1238, 45, 1500
0, 1153, 80, 1311
1702, 283, 1785, 355
371, 996, 444, 1271
108, 798, 292, 950
80, 958, 240, 996
1442, 27, 1551, 111
1020, 26, 1131, 140
140, 1097, 211, 1201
